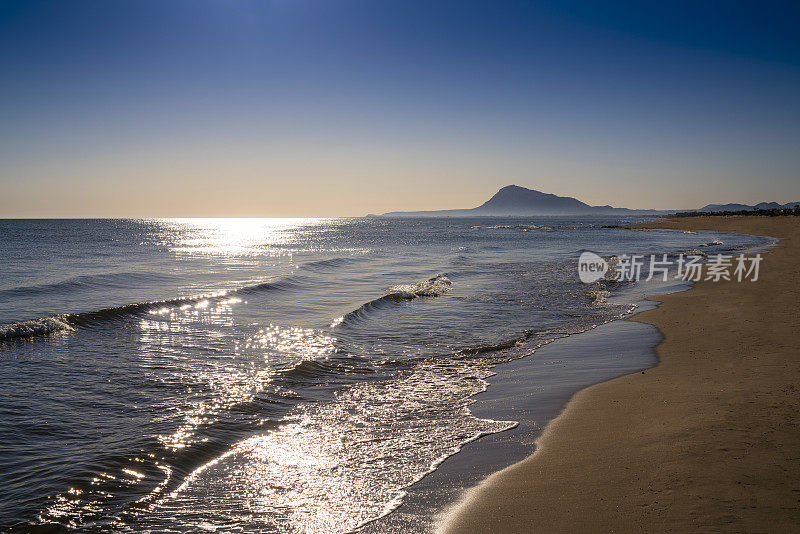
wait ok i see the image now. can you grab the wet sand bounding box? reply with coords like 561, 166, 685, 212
440, 216, 800, 533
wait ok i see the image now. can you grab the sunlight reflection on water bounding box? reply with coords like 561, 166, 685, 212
146, 360, 514, 533
161, 218, 326, 256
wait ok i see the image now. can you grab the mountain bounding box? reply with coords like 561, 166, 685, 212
473, 185, 592, 214
378, 185, 800, 217
381, 185, 664, 217
699, 203, 757, 212
699, 201, 800, 212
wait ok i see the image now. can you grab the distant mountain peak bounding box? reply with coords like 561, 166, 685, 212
379, 185, 654, 217
377, 184, 800, 217
497, 184, 526, 191
475, 185, 590, 214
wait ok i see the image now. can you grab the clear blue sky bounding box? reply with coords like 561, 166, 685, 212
1, 0, 799, 216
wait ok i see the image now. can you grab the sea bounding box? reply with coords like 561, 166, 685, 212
0, 217, 770, 532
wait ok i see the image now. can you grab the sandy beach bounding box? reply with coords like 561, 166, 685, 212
441, 216, 800, 533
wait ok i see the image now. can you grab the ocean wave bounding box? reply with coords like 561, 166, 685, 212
237, 278, 299, 295
0, 296, 213, 341
0, 277, 299, 341
454, 330, 539, 357
589, 285, 612, 304
684, 248, 707, 257
34, 349, 374, 529
471, 224, 551, 231
0, 316, 74, 340
387, 274, 452, 298
699, 239, 723, 247
583, 255, 638, 304
331, 275, 452, 327
0, 271, 177, 300
298, 257, 365, 272
0, 272, 452, 341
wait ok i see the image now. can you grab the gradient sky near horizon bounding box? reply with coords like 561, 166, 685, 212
1, 0, 799, 217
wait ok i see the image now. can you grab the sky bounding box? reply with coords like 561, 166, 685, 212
1, 0, 799, 217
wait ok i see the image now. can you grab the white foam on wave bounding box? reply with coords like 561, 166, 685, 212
388, 274, 452, 299
143, 358, 516, 533
330, 275, 453, 327
590, 286, 612, 304
0, 316, 74, 340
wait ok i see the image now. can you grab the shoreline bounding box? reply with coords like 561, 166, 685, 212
362, 222, 705, 533
439, 216, 800, 532
363, 311, 666, 533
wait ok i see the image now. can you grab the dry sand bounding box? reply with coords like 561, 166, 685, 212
440, 216, 800, 533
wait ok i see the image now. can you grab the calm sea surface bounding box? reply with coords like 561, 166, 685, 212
0, 217, 765, 532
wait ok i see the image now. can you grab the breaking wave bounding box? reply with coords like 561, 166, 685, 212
0, 278, 296, 342
0, 269, 451, 342
0, 316, 74, 340
331, 275, 452, 327
386, 274, 452, 299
